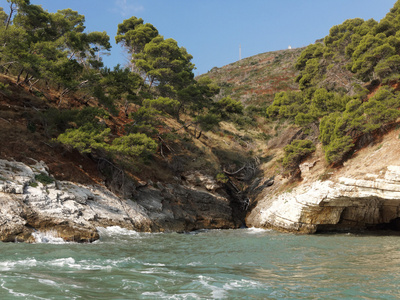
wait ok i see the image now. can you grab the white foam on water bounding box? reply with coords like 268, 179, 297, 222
223, 278, 263, 289
48, 257, 81, 269
142, 291, 201, 299
0, 258, 38, 271
96, 226, 141, 243
32, 230, 68, 244
97, 226, 141, 240
246, 227, 273, 234
198, 275, 230, 299
143, 262, 166, 267
38, 279, 58, 286
53, 257, 140, 271
187, 261, 202, 266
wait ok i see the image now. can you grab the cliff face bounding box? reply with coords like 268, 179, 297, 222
0, 159, 239, 242
246, 128, 400, 233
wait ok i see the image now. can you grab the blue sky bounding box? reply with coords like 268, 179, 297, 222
3, 0, 398, 75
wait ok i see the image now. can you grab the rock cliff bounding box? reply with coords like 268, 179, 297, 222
246, 128, 400, 233
0, 159, 239, 242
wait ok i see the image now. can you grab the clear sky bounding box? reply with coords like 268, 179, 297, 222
2, 0, 398, 75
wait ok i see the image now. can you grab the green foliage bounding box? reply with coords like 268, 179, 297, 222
34, 173, 54, 185
282, 139, 316, 172
99, 64, 143, 105
142, 97, 180, 116
295, 43, 324, 70
324, 135, 354, 164
56, 124, 158, 163
134, 36, 195, 95
115, 16, 158, 55
128, 106, 162, 135
375, 55, 400, 81
0, 82, 9, 90
196, 113, 221, 132
216, 172, 229, 183
56, 125, 111, 154
294, 2, 400, 87
266, 91, 307, 119
297, 58, 320, 90
109, 133, 157, 159
29, 181, 38, 187
0, 2, 111, 90
178, 76, 220, 118
216, 96, 244, 118
317, 86, 400, 164
294, 112, 318, 126
273, 2, 400, 165
294, 43, 325, 90
41, 107, 108, 135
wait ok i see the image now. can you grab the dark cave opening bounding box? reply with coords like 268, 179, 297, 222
314, 204, 400, 234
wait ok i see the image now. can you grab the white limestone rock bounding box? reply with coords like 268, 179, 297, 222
0, 159, 152, 242
246, 165, 400, 233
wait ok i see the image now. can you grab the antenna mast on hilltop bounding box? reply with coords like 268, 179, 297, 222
239, 44, 242, 61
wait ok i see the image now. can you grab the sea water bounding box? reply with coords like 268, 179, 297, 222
0, 227, 399, 299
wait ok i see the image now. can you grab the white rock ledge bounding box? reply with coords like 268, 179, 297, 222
246, 165, 400, 233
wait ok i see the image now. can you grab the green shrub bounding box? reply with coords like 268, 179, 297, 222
217, 96, 244, 116
266, 91, 306, 120
42, 107, 109, 135
0, 82, 9, 91
142, 97, 180, 116
216, 172, 229, 183
29, 181, 39, 187
196, 113, 221, 132
34, 173, 54, 185
109, 133, 158, 159
56, 125, 111, 154
324, 135, 354, 164
282, 139, 316, 172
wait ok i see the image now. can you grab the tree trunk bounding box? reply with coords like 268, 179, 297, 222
17, 68, 24, 84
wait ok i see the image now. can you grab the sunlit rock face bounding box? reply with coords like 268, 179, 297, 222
0, 159, 238, 242
246, 166, 400, 233
0, 159, 152, 242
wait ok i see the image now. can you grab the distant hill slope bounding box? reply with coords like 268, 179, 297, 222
205, 47, 304, 105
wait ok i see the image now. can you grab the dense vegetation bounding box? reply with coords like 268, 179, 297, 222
268, 0, 400, 166
2, 0, 400, 186
0, 0, 247, 182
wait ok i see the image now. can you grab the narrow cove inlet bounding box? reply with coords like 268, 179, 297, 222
2, 0, 400, 299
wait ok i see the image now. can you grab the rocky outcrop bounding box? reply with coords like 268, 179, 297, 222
0, 159, 152, 242
0, 159, 238, 242
246, 165, 400, 233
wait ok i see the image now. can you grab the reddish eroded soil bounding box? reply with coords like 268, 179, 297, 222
0, 75, 105, 184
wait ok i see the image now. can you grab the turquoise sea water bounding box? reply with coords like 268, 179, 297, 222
0, 227, 399, 299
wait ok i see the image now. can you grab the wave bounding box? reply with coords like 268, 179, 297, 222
245, 227, 273, 234
96, 226, 140, 239
0, 258, 38, 271
32, 230, 69, 244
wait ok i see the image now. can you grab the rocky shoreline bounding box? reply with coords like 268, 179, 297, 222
0, 159, 240, 242
247, 162, 400, 233
3, 143, 400, 243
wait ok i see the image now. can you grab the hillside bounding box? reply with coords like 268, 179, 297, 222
3, 0, 400, 242
205, 47, 304, 106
